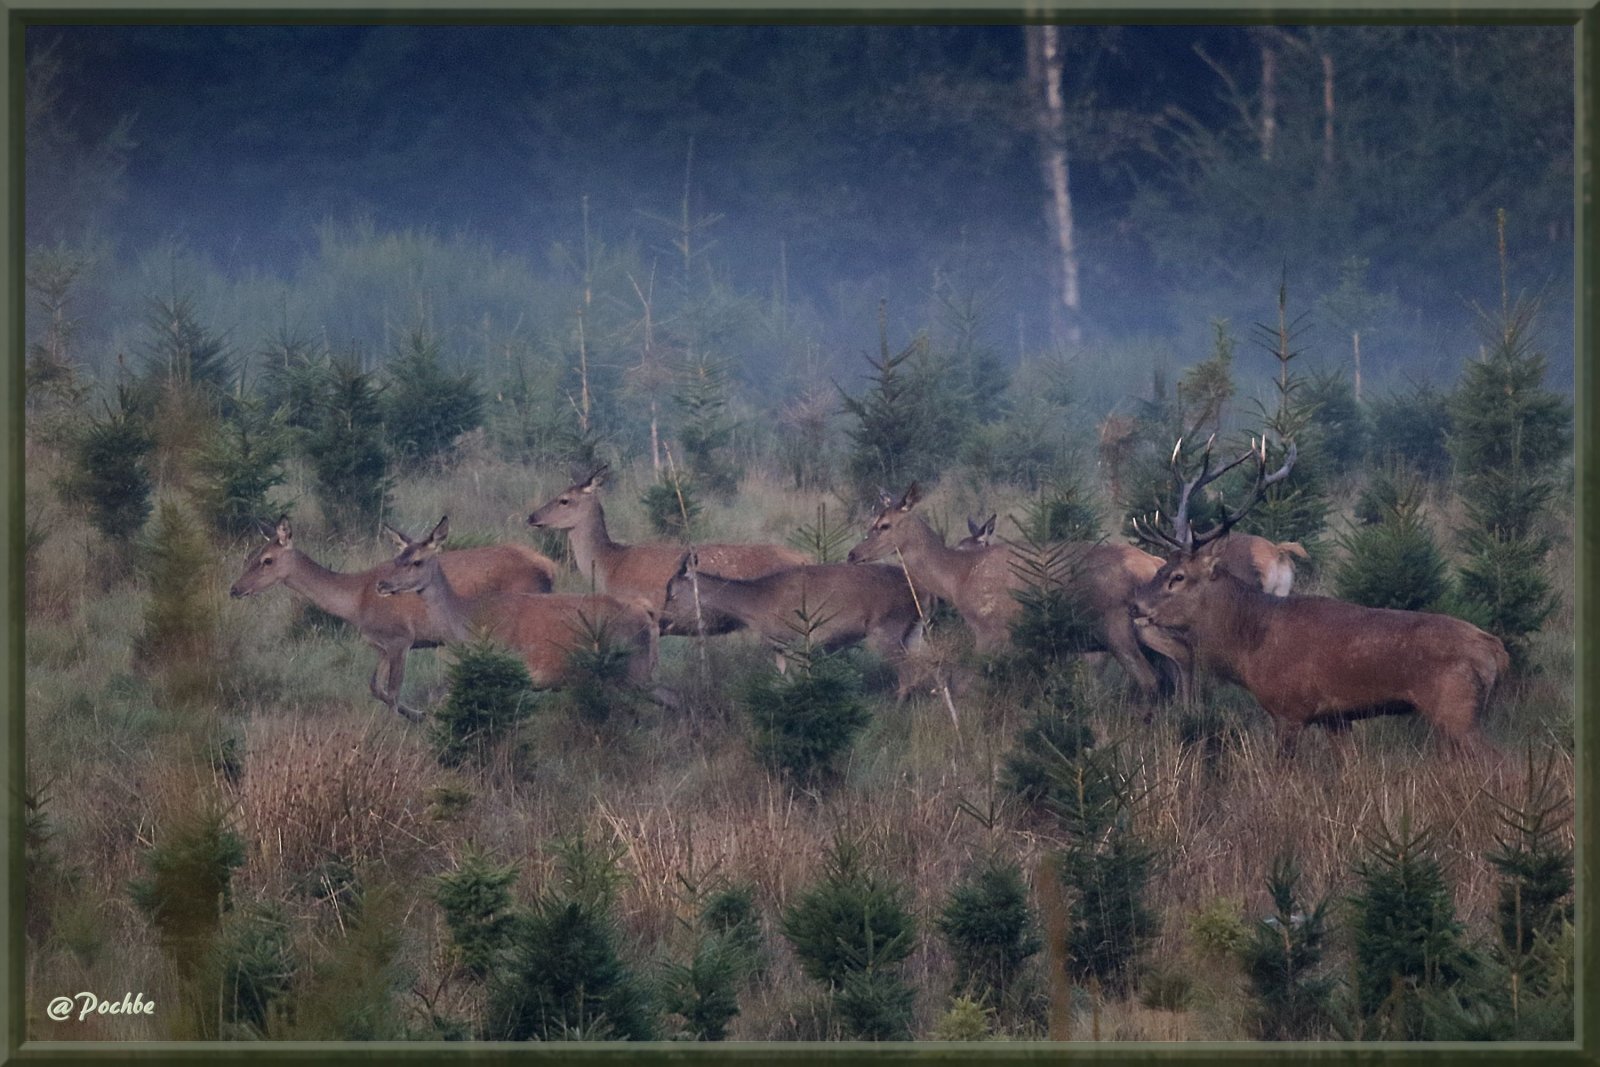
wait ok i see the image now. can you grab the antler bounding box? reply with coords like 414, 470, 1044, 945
1169, 434, 1256, 552
1188, 438, 1298, 550
1130, 509, 1186, 554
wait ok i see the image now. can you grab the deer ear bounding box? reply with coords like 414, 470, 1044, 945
382, 523, 410, 549
426, 516, 450, 547
275, 515, 293, 547
1201, 554, 1223, 580
967, 516, 982, 537
581, 464, 609, 492
899, 483, 921, 511
982, 514, 997, 537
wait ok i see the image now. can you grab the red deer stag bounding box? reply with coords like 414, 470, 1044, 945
846, 485, 1172, 697
526, 466, 809, 633
229, 516, 558, 720
663, 551, 927, 699
1130, 439, 1507, 756
373, 517, 659, 691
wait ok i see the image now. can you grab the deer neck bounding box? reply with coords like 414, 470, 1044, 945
279, 551, 369, 624
681, 571, 750, 620
414, 561, 476, 642
886, 518, 972, 603
568, 501, 625, 589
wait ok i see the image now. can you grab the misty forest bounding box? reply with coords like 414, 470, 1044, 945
24, 23, 1575, 1042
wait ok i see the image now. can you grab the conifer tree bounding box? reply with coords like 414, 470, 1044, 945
937, 857, 1041, 1012
134, 499, 219, 703
1239, 852, 1333, 1039
485, 832, 655, 1040
1446, 228, 1569, 666
304, 357, 391, 535
780, 834, 917, 1040
673, 354, 739, 496
1333, 473, 1450, 613
1233, 278, 1327, 546
60, 385, 153, 563
194, 397, 289, 539
436, 846, 521, 979
432, 640, 536, 767
1348, 809, 1476, 1040
381, 325, 484, 470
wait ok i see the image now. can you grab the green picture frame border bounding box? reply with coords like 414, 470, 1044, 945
1, 4, 1593, 1064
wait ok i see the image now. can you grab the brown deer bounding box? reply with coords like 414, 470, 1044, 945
1211, 534, 1308, 596
1130, 439, 1507, 756
846, 486, 1171, 697
663, 551, 927, 698
955, 514, 997, 551
526, 466, 809, 633
228, 516, 558, 720
373, 517, 659, 691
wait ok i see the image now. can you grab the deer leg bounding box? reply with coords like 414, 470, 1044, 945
1321, 716, 1355, 764
1106, 621, 1160, 701
376, 647, 423, 723
1274, 719, 1305, 760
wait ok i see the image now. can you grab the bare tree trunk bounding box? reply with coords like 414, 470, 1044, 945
1027, 24, 1082, 346
1321, 51, 1336, 167
1260, 43, 1278, 161
1352, 329, 1362, 400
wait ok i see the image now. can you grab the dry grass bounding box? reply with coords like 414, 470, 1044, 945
24, 448, 1577, 1043
230, 712, 455, 895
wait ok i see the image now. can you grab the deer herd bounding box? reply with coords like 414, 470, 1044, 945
229, 439, 1510, 759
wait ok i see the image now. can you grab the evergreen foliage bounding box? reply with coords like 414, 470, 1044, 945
1233, 280, 1327, 546
1348, 809, 1476, 1040
1333, 499, 1451, 612
210, 903, 295, 1036
1369, 381, 1453, 479
193, 398, 289, 538
60, 385, 153, 554
673, 354, 740, 496
1302, 367, 1369, 476
937, 857, 1041, 1009
1006, 490, 1103, 677
1239, 853, 1333, 1040
138, 290, 234, 404
258, 328, 331, 434
275, 882, 409, 1039
304, 357, 392, 535
557, 611, 647, 725
742, 609, 870, 784
787, 501, 855, 564
129, 801, 245, 982
640, 479, 702, 539
1002, 672, 1156, 996
660, 875, 761, 1040
432, 639, 536, 767
381, 326, 484, 469
485, 832, 655, 1041
1446, 259, 1569, 664
1485, 750, 1573, 993
134, 500, 219, 702
780, 834, 917, 1040
840, 309, 969, 500
436, 846, 522, 979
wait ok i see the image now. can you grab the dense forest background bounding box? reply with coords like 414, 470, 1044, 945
27, 23, 1574, 422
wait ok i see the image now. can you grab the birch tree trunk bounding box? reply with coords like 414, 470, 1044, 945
1027, 24, 1082, 346
1260, 42, 1278, 161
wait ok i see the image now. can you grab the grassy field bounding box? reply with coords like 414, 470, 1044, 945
23, 439, 1574, 1042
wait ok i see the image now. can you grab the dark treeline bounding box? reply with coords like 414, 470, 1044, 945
26, 23, 1574, 411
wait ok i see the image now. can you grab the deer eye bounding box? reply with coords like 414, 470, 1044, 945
262, 557, 273, 566
1168, 573, 1185, 588
558, 497, 571, 505
412, 559, 424, 567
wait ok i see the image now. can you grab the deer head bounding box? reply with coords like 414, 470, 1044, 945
374, 516, 450, 596
229, 515, 296, 598
847, 483, 922, 564
527, 465, 609, 529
